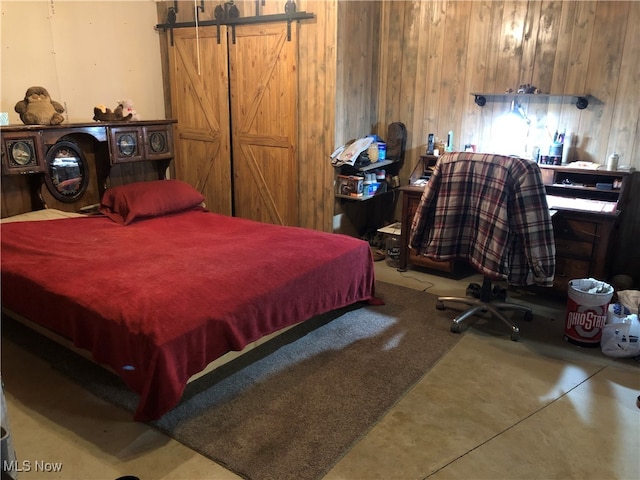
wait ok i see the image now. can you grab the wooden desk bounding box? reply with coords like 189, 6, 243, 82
399, 165, 631, 294
398, 185, 456, 273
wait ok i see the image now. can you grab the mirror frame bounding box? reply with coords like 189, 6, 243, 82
43, 140, 89, 203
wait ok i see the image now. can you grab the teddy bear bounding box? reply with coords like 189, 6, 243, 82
93, 104, 132, 122
14, 86, 65, 125
117, 99, 140, 121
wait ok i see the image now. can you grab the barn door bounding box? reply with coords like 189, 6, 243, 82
228, 23, 298, 226
168, 26, 232, 215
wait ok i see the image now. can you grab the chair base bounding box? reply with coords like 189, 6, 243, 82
436, 277, 533, 341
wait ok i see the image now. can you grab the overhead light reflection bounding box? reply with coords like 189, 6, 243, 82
511, 99, 531, 125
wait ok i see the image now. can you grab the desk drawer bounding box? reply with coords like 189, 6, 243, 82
553, 256, 591, 289
555, 238, 594, 258
553, 216, 598, 243
553, 216, 598, 258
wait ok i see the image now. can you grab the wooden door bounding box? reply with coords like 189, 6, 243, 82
168, 26, 232, 215
228, 23, 298, 226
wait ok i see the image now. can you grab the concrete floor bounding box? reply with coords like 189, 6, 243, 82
2, 261, 639, 479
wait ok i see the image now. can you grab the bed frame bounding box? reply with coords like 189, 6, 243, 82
1, 124, 376, 420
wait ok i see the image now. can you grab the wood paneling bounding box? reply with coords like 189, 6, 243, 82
297, 0, 338, 231
377, 1, 639, 176
376, 0, 639, 279
156, 0, 639, 277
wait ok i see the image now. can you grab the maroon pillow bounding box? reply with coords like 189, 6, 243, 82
99, 180, 205, 225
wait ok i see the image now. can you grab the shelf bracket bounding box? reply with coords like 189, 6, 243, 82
575, 96, 589, 110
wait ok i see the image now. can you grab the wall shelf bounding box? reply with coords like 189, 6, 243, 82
334, 160, 399, 201
471, 93, 590, 110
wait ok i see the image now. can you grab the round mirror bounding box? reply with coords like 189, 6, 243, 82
44, 141, 89, 203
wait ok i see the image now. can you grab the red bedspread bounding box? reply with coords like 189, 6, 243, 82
1, 210, 375, 420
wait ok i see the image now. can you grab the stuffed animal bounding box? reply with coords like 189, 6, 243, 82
93, 104, 132, 122
117, 99, 140, 121
14, 86, 65, 125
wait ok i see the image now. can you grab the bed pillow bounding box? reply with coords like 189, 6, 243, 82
100, 180, 205, 225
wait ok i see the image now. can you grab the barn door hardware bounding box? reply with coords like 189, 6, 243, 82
157, 4, 314, 41
166, 6, 177, 46
254, 0, 265, 17
214, 1, 240, 44
285, 1, 296, 40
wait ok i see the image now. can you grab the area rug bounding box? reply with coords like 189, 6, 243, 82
3, 281, 461, 480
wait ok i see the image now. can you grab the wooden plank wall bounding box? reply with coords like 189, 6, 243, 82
156, 0, 377, 233
376, 0, 640, 279
377, 1, 640, 179
155, 1, 638, 278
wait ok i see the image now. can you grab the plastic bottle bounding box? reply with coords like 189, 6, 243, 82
446, 131, 454, 152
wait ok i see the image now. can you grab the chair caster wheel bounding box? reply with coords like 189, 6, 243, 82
510, 331, 520, 341
436, 300, 446, 310
450, 322, 462, 333
523, 311, 533, 322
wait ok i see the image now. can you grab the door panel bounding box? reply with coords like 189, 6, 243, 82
229, 23, 298, 226
168, 26, 232, 215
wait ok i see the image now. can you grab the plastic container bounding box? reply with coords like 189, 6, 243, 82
377, 143, 386, 161
385, 234, 401, 268
564, 278, 614, 347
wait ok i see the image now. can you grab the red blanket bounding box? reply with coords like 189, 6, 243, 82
1, 210, 375, 420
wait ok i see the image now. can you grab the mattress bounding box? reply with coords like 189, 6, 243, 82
1, 208, 375, 420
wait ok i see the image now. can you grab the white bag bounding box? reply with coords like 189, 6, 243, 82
600, 311, 640, 358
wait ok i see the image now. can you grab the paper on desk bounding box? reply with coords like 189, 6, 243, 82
566, 161, 602, 170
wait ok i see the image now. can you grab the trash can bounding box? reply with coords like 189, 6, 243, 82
377, 222, 402, 269
564, 278, 614, 347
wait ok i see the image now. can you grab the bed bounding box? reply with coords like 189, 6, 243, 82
1, 180, 376, 421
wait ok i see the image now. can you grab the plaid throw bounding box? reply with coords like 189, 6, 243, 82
409, 152, 555, 286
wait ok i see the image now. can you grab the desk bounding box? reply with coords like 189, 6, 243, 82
398, 185, 457, 273
399, 163, 631, 294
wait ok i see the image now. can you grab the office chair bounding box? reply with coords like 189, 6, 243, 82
409, 152, 555, 341
436, 275, 533, 341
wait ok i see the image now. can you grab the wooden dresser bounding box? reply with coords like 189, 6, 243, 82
398, 162, 632, 294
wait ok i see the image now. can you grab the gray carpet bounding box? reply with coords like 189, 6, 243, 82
3, 281, 461, 480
